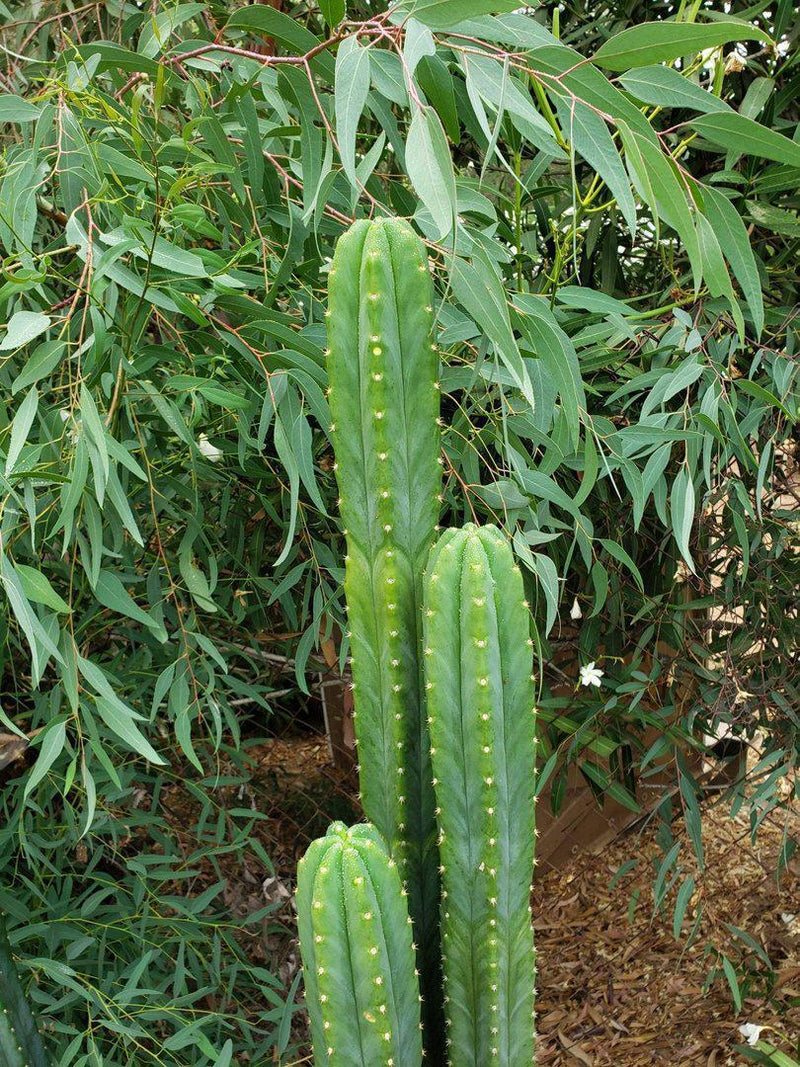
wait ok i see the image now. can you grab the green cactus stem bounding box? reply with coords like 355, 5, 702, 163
326, 217, 442, 1039
0, 916, 49, 1067
423, 524, 537, 1066
297, 822, 423, 1067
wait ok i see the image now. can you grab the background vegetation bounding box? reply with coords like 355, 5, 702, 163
0, 0, 796, 1061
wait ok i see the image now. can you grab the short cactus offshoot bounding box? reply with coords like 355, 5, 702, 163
423, 524, 537, 1066
326, 217, 442, 1028
0, 917, 49, 1067
297, 822, 422, 1067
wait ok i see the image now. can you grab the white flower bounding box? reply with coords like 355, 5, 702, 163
570, 597, 582, 620
699, 46, 718, 75
579, 661, 603, 688
781, 913, 796, 925
197, 434, 222, 462
738, 1023, 764, 1046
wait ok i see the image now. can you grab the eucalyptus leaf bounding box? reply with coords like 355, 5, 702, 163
0, 94, 41, 122
1, 311, 51, 350
693, 112, 800, 168
406, 105, 456, 237
594, 20, 771, 71
396, 0, 521, 30
334, 37, 370, 191
619, 66, 732, 113
670, 467, 696, 573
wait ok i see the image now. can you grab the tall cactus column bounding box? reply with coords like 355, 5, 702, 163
326, 217, 443, 1044
423, 524, 537, 1065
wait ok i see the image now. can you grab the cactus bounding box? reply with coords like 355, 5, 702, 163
297, 822, 423, 1067
326, 217, 442, 1032
423, 524, 537, 1066
0, 916, 49, 1067
307, 220, 540, 1066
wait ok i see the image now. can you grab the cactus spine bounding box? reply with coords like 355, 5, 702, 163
297, 822, 422, 1067
0, 917, 49, 1067
423, 524, 537, 1065
326, 217, 442, 1029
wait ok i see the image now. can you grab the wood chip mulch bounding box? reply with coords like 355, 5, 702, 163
532, 791, 799, 1065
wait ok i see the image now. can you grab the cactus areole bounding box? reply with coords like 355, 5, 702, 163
297, 822, 423, 1067
326, 217, 443, 1042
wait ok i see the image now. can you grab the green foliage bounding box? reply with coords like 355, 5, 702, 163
1, 747, 303, 1063
0, 0, 796, 1059
424, 524, 537, 1066
0, 916, 49, 1067
296, 822, 422, 1067
327, 218, 442, 1035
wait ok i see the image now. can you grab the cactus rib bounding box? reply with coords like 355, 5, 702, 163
0, 917, 49, 1067
423, 524, 537, 1066
326, 217, 442, 1039
297, 822, 423, 1067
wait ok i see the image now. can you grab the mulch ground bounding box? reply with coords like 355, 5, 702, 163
531, 791, 798, 1064
162, 734, 798, 1065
